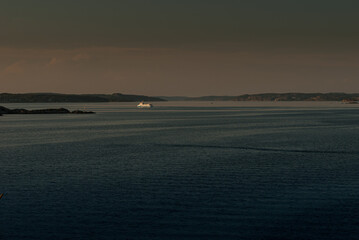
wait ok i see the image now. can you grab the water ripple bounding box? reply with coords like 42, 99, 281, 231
156, 144, 358, 155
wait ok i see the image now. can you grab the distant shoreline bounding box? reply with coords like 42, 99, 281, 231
0, 93, 165, 103
0, 92, 358, 103
0, 105, 94, 115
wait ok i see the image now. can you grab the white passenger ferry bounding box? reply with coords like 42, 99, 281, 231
137, 101, 153, 108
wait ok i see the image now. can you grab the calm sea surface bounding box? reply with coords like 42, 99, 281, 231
1, 101, 359, 240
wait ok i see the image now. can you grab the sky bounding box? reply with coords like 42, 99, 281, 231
1, 0, 358, 96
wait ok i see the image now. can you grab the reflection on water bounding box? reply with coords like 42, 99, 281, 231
0, 102, 359, 239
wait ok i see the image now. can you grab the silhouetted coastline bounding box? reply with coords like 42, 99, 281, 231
1, 92, 359, 103
160, 93, 359, 102
0, 106, 94, 115
0, 93, 165, 103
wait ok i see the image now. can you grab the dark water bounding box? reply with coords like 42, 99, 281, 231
1, 102, 359, 239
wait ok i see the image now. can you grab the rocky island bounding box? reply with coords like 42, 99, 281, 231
0, 106, 94, 116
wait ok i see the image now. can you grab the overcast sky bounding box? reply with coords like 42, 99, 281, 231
1, 0, 358, 96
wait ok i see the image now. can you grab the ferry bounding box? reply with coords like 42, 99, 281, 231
137, 101, 153, 108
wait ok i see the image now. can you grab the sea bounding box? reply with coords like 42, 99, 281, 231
0, 101, 358, 240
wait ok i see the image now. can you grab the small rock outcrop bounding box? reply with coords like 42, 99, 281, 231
0, 106, 94, 115
71, 110, 94, 114
0, 106, 11, 114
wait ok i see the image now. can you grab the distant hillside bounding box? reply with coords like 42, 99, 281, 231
161, 93, 359, 102
234, 93, 359, 101
0, 93, 165, 103
155, 96, 191, 101
1, 92, 358, 103
156, 96, 236, 101
184, 96, 236, 101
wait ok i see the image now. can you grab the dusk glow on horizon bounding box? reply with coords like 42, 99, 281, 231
1, 0, 358, 96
